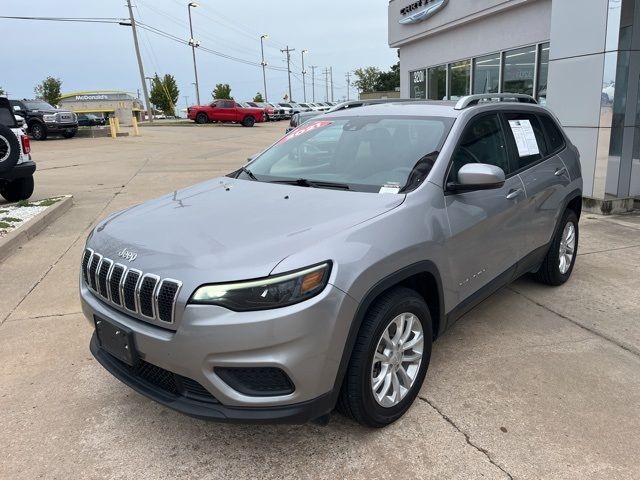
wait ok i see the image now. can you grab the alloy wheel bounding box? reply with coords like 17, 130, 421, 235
370, 312, 424, 408
559, 221, 576, 274
0, 136, 9, 162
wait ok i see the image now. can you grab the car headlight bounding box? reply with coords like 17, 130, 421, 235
190, 262, 331, 311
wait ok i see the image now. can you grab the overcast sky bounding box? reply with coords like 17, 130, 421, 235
2, 0, 397, 106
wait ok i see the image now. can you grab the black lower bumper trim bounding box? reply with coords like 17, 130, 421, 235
1, 161, 36, 181
90, 333, 335, 424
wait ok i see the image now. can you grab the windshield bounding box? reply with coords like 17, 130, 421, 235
241, 116, 454, 193
24, 100, 56, 110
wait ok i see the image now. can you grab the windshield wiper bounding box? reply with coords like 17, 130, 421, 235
239, 166, 258, 181
400, 150, 440, 193
270, 178, 350, 190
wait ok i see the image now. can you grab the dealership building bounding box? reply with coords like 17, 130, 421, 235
389, 0, 640, 209
58, 91, 144, 124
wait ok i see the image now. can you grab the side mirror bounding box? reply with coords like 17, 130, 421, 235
449, 163, 505, 191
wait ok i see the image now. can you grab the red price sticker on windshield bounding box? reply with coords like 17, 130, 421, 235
279, 120, 333, 144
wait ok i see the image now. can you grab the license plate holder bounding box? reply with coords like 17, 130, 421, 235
94, 316, 138, 366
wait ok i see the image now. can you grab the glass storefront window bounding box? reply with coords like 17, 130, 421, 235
428, 65, 447, 100
449, 60, 470, 99
537, 43, 550, 105
409, 69, 427, 99
502, 45, 536, 96
473, 53, 500, 94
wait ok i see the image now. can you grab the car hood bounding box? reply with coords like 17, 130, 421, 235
89, 177, 404, 285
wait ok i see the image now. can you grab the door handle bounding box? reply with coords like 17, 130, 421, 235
506, 188, 523, 199
554, 167, 567, 176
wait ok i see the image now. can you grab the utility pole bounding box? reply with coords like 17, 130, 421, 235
324, 68, 329, 102
126, 0, 153, 122
187, 2, 201, 105
301, 50, 308, 102
330, 67, 334, 102
310, 66, 317, 102
280, 45, 295, 101
260, 34, 269, 102
345, 72, 351, 101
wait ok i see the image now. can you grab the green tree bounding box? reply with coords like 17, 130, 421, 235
353, 67, 381, 94
0, 86, 5, 96
34, 76, 63, 105
374, 62, 400, 92
212, 83, 233, 100
253, 92, 264, 102
149, 73, 180, 116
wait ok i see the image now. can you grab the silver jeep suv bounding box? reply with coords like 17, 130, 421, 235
80, 94, 582, 427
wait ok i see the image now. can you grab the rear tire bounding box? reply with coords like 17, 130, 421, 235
30, 122, 47, 140
242, 116, 255, 127
195, 113, 209, 124
337, 287, 432, 427
534, 209, 579, 286
0, 175, 35, 202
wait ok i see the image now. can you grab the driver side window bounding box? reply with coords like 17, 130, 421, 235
448, 114, 509, 183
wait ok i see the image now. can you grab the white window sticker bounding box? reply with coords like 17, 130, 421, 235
379, 183, 401, 194
508, 119, 540, 157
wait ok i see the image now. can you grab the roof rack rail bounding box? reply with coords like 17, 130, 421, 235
454, 94, 537, 110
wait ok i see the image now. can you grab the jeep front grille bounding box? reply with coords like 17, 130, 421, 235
81, 248, 182, 324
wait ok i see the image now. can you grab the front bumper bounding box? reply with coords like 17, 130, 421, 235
44, 122, 78, 134
81, 280, 358, 423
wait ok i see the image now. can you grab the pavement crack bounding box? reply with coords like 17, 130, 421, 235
6, 311, 83, 323
419, 396, 514, 480
577, 244, 640, 256
0, 158, 151, 327
508, 287, 640, 358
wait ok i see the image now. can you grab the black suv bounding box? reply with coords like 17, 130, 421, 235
10, 99, 78, 140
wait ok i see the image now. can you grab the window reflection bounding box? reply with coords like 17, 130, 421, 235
537, 43, 549, 105
502, 46, 536, 96
428, 65, 447, 100
473, 53, 500, 94
449, 60, 470, 99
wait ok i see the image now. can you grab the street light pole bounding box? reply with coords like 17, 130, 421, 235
301, 49, 308, 102
260, 34, 269, 102
187, 2, 201, 105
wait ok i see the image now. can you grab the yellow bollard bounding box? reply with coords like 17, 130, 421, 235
114, 117, 121, 134
109, 118, 117, 139
131, 116, 140, 136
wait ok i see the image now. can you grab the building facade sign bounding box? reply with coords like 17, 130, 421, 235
409, 69, 427, 99
399, 0, 448, 25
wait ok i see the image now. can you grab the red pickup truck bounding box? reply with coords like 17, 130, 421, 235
187, 100, 265, 127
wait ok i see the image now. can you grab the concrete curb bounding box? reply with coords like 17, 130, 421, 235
0, 195, 73, 262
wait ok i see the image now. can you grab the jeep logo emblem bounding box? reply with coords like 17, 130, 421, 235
117, 247, 138, 262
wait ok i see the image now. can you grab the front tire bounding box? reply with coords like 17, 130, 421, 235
62, 130, 77, 139
534, 209, 579, 286
0, 175, 35, 202
195, 113, 209, 124
30, 122, 47, 141
337, 287, 432, 427
242, 116, 255, 127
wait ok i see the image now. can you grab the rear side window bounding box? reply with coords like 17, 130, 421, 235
539, 114, 565, 153
448, 114, 509, 183
0, 108, 17, 127
503, 112, 548, 171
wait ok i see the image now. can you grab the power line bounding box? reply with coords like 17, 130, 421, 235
0, 15, 128, 24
